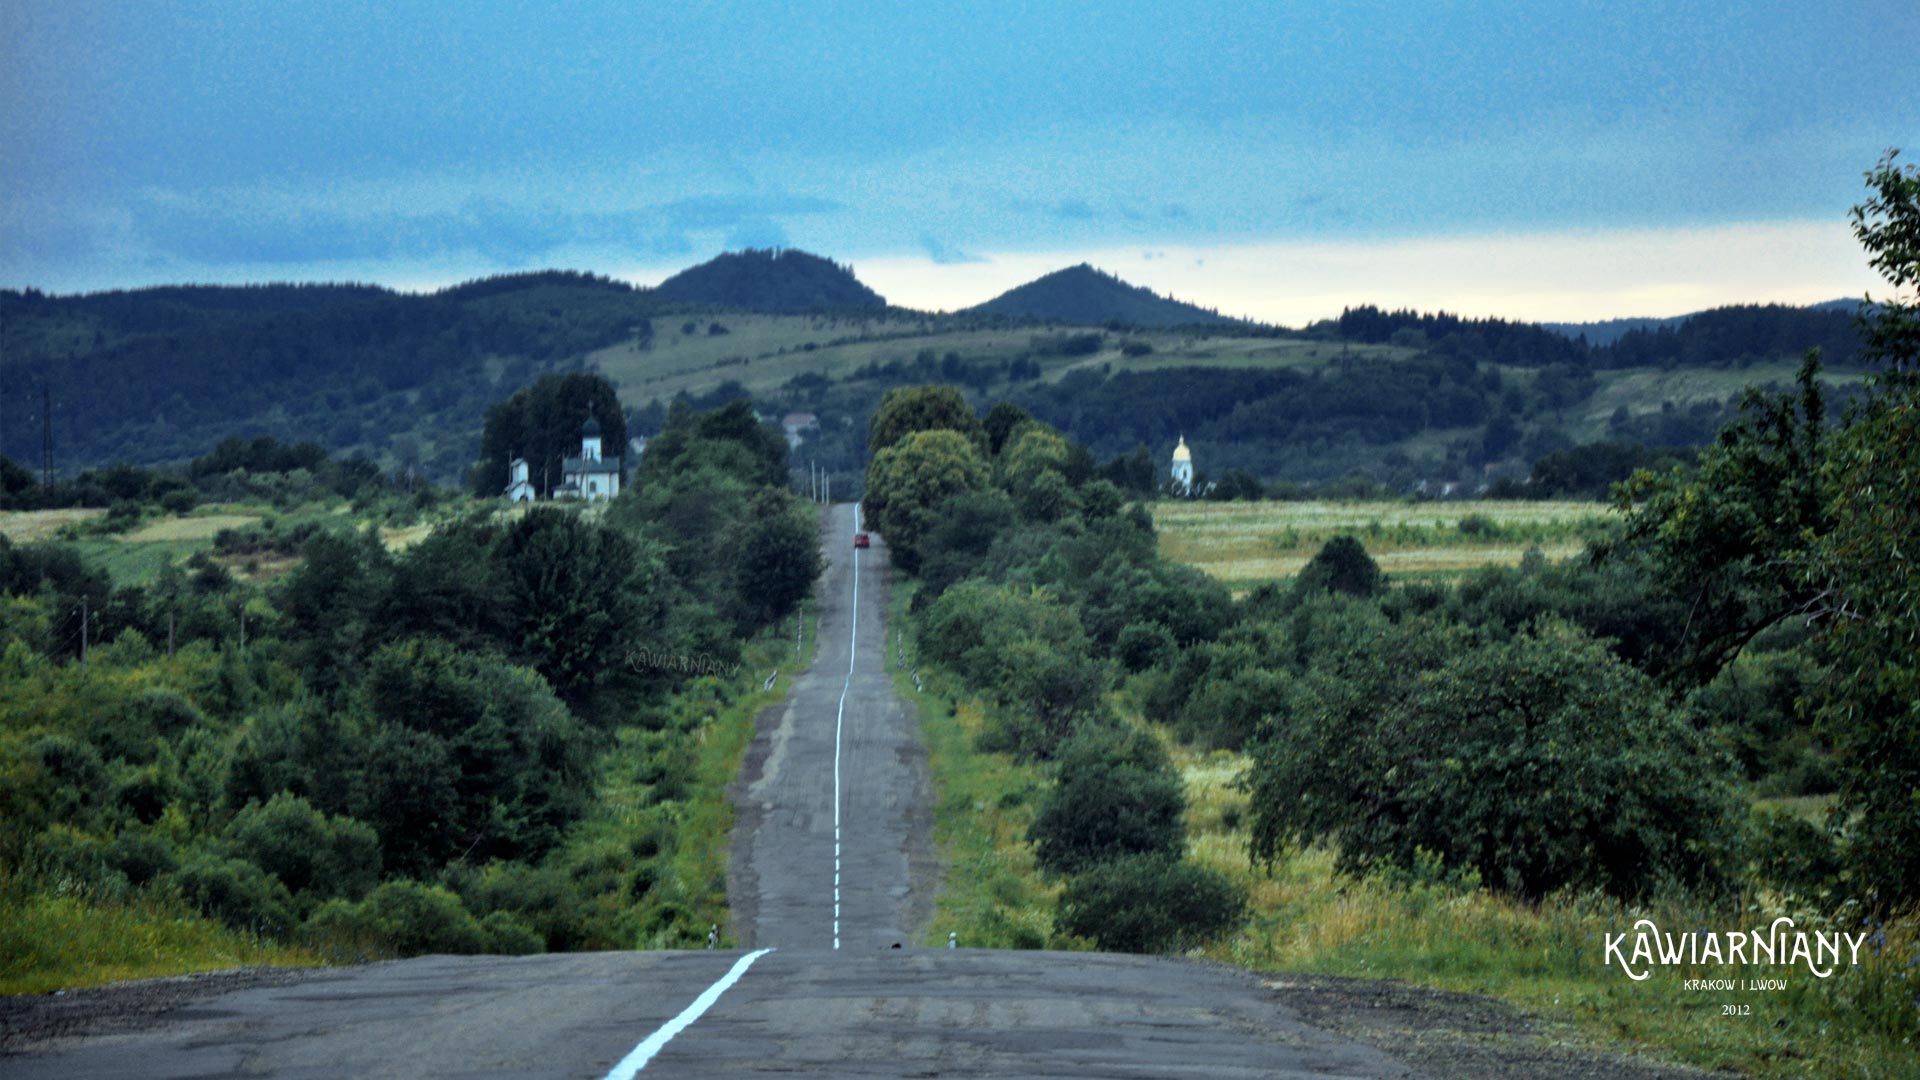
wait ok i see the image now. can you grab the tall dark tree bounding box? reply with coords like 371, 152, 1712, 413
473, 373, 627, 497
1809, 149, 1920, 904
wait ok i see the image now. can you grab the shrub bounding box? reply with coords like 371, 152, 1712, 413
307, 880, 487, 957
1114, 621, 1175, 673
1247, 617, 1740, 901
225, 792, 381, 901
104, 829, 178, 888
1028, 728, 1185, 875
479, 911, 545, 955
1174, 664, 1293, 751
1055, 854, 1246, 953
160, 851, 297, 936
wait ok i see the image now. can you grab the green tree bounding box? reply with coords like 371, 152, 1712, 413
493, 507, 668, 711
276, 527, 394, 696
640, 398, 789, 490
1609, 356, 1829, 687
920, 580, 1110, 758
1293, 535, 1385, 599
353, 638, 592, 875
735, 490, 824, 627
982, 401, 1033, 456
1810, 149, 1920, 904
867, 385, 986, 457
863, 429, 989, 571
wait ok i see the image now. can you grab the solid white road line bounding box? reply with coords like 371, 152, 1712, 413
832, 503, 860, 950
602, 948, 775, 1079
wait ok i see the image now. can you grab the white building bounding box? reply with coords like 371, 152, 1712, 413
557, 416, 623, 502
1171, 435, 1194, 495
503, 457, 535, 502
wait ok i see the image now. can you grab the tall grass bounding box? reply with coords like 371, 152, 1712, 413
0, 884, 316, 995
1172, 745, 1920, 1080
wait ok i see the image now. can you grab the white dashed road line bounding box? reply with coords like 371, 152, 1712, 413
833, 503, 860, 950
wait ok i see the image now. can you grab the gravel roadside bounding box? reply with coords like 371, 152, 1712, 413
0, 966, 332, 1055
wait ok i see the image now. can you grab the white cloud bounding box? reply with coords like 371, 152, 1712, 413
856, 220, 1879, 325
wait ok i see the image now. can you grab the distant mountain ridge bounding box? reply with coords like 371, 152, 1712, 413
650, 248, 886, 311
1544, 299, 1859, 346
965, 263, 1241, 327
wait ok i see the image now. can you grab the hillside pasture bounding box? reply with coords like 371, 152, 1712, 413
1577, 360, 1866, 442
592, 314, 1411, 408
1153, 499, 1612, 589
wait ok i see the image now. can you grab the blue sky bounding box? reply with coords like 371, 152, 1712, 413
4, 1, 1916, 321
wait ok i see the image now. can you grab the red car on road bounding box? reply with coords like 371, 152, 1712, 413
853, 532, 870, 548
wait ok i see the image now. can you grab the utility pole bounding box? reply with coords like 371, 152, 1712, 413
77, 599, 88, 666
41, 383, 54, 489
167, 611, 176, 657
239, 605, 247, 650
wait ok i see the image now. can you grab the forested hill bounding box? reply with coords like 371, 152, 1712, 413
0, 260, 1872, 493
0, 272, 663, 482
966, 263, 1240, 327
650, 248, 887, 311
1543, 299, 1859, 347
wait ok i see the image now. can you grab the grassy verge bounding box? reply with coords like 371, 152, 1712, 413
1170, 744, 1920, 1080
554, 612, 819, 951
890, 582, 1062, 951
0, 889, 317, 995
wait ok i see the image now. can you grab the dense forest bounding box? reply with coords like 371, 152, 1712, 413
0, 385, 822, 960
0, 272, 658, 483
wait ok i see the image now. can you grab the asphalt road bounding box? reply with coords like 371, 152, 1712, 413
2, 502, 1441, 1079
727, 502, 936, 953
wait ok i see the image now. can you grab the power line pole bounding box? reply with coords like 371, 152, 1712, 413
77, 598, 88, 666
41, 383, 54, 489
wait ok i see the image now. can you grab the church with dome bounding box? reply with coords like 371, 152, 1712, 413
1171, 436, 1194, 496
502, 417, 623, 503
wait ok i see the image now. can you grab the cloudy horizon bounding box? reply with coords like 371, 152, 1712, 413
4, 1, 1915, 324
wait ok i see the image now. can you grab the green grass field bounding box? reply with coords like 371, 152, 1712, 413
1153, 498, 1614, 590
